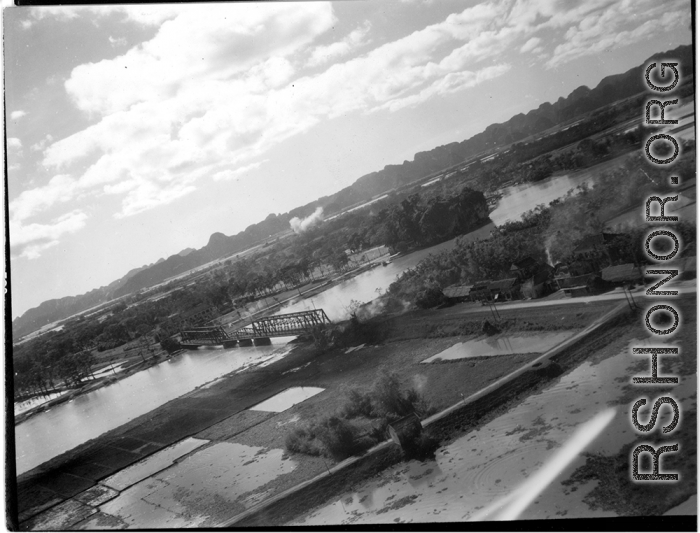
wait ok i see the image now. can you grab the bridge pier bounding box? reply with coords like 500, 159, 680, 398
223, 340, 238, 348
238, 339, 253, 347
253, 337, 272, 346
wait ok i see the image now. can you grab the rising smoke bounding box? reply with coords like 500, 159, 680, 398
290, 207, 324, 234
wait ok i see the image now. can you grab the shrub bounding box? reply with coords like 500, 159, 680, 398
316, 416, 369, 461
341, 389, 374, 419
285, 425, 323, 456
370, 373, 416, 419
415, 287, 446, 309
159, 337, 181, 354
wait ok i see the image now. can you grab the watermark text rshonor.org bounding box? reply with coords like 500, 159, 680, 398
630, 61, 684, 482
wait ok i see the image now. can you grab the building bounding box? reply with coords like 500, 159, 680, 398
601, 263, 643, 285
571, 233, 622, 271
555, 274, 595, 297
509, 256, 540, 281
488, 278, 520, 301
177, 305, 218, 328
521, 270, 554, 299
443, 284, 474, 303
469, 280, 492, 301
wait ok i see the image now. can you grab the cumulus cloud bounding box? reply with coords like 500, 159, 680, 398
213, 161, 265, 181
520, 36, 542, 53
7, 138, 22, 149
108, 35, 127, 47
21, 4, 184, 29
10, 210, 88, 260
10, 110, 27, 120
545, 0, 688, 68
381, 63, 511, 112
23, 0, 686, 246
31, 134, 53, 152
307, 21, 371, 67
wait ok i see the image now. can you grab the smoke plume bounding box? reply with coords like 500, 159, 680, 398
290, 207, 324, 234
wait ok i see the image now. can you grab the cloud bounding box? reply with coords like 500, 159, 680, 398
537, 0, 688, 68
10, 174, 78, 222
7, 138, 22, 149
31, 134, 53, 152
10, 210, 88, 260
381, 63, 512, 112
20, 4, 184, 29
307, 22, 371, 67
10, 110, 27, 120
520, 36, 542, 53
108, 35, 127, 47
213, 161, 265, 181
31, 0, 687, 232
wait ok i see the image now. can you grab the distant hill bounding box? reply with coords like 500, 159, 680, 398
12, 262, 152, 339
12, 44, 692, 339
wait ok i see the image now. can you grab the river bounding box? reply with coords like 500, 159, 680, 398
14, 341, 293, 475
14, 162, 617, 476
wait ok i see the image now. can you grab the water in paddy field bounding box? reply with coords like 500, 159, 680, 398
249, 387, 325, 412
98, 442, 296, 528
293, 338, 696, 525
421, 332, 576, 363
14, 339, 294, 475
102, 437, 209, 491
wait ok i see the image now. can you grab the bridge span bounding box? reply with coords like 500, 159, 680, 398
179, 309, 332, 348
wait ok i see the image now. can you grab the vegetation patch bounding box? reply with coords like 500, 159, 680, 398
284, 372, 436, 461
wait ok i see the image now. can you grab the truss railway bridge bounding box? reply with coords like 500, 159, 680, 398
178, 309, 332, 349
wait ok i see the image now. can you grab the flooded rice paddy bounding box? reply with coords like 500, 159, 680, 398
249, 387, 325, 412
293, 338, 695, 525
421, 332, 575, 363
98, 442, 296, 528
102, 438, 209, 491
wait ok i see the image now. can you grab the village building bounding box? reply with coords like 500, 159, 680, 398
571, 232, 622, 271
488, 278, 520, 301
177, 305, 218, 328
469, 280, 492, 301
442, 284, 474, 303
601, 263, 644, 286
521, 269, 554, 299
509, 256, 540, 281
555, 273, 596, 297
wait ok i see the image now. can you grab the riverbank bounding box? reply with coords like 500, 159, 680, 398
16, 298, 626, 529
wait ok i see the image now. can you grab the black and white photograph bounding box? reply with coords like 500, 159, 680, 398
5, 0, 697, 529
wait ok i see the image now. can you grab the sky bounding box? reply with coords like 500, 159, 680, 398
5, 0, 693, 319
